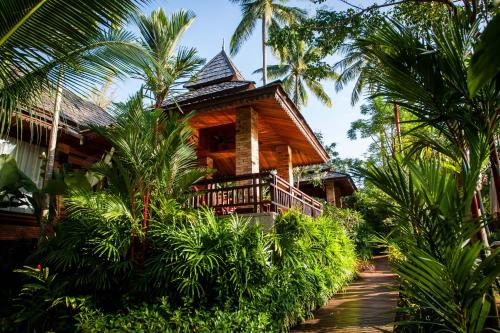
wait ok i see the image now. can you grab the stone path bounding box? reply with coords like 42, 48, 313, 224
292, 256, 398, 333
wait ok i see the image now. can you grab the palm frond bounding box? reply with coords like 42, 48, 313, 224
230, 2, 259, 55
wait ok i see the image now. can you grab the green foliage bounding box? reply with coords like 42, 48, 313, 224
129, 8, 204, 107
7, 266, 89, 333
261, 210, 356, 329
393, 242, 500, 332
0, 0, 145, 136
0, 154, 79, 224
12, 208, 356, 333
229, 0, 306, 56
0, 154, 37, 208
146, 210, 271, 303
255, 36, 337, 108
37, 215, 135, 292
361, 155, 499, 331
76, 298, 271, 333
61, 92, 207, 266
323, 205, 376, 260
468, 11, 500, 95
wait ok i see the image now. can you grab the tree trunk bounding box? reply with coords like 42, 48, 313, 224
41, 67, 64, 223
261, 12, 267, 86
294, 75, 299, 106
489, 138, 500, 223
393, 103, 402, 152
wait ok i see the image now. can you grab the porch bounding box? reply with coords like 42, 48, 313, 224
189, 172, 323, 218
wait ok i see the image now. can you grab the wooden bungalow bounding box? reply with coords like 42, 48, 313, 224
298, 170, 357, 208
0, 91, 112, 240
1, 50, 331, 239
163, 50, 329, 217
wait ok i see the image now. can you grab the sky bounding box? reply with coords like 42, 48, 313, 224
113, 0, 372, 160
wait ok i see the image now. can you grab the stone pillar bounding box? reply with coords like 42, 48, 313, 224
236, 107, 259, 175
276, 144, 293, 185
325, 181, 336, 205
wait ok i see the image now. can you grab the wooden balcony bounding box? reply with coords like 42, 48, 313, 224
189, 172, 323, 218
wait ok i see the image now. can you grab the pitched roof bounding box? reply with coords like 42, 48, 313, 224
44, 90, 114, 128
20, 89, 115, 136
299, 169, 358, 192
166, 81, 253, 106
184, 50, 247, 89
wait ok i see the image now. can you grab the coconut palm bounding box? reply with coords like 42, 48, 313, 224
130, 9, 204, 108
1, 1, 147, 223
254, 39, 336, 108
38, 29, 144, 222
343, 15, 500, 216
229, 0, 306, 85
0, 0, 144, 134
65, 91, 207, 262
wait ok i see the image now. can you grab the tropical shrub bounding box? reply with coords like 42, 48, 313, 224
362, 153, 500, 332
324, 205, 375, 260
5, 209, 356, 333
76, 299, 271, 333
145, 210, 271, 304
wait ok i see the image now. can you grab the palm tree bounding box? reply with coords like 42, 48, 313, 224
348, 98, 396, 161
130, 9, 204, 108
0, 0, 144, 134
67, 91, 207, 263
1, 1, 145, 224
351, 15, 500, 328
341, 16, 500, 220
229, 0, 306, 85
360, 154, 500, 332
37, 29, 142, 222
254, 39, 336, 108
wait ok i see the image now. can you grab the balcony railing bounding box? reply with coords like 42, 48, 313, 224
188, 172, 323, 218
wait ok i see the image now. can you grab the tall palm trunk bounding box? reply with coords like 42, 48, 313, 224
294, 75, 299, 106
41, 66, 64, 222
393, 103, 402, 152
261, 12, 267, 85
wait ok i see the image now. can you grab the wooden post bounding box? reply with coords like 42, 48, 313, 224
325, 180, 336, 206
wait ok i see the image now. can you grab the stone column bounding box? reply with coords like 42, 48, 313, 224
235, 107, 260, 209
236, 107, 259, 175
276, 144, 293, 185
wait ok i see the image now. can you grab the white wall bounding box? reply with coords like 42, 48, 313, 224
0, 137, 45, 213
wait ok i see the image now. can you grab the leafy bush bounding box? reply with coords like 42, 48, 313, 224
7, 209, 356, 332
324, 205, 375, 260
362, 157, 500, 332
145, 209, 271, 304
76, 299, 271, 333
257, 210, 356, 329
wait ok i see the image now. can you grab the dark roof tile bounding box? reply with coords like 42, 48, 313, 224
185, 50, 246, 89
165, 81, 253, 107
36, 90, 114, 130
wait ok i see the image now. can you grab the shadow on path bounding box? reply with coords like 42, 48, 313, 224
292, 256, 398, 333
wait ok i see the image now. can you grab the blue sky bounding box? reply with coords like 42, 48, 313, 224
113, 0, 371, 160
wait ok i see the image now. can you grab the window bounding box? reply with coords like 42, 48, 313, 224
0, 137, 45, 213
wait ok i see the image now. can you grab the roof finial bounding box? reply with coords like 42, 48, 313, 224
222, 38, 225, 51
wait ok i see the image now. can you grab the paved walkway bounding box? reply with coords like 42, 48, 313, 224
292, 256, 398, 333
